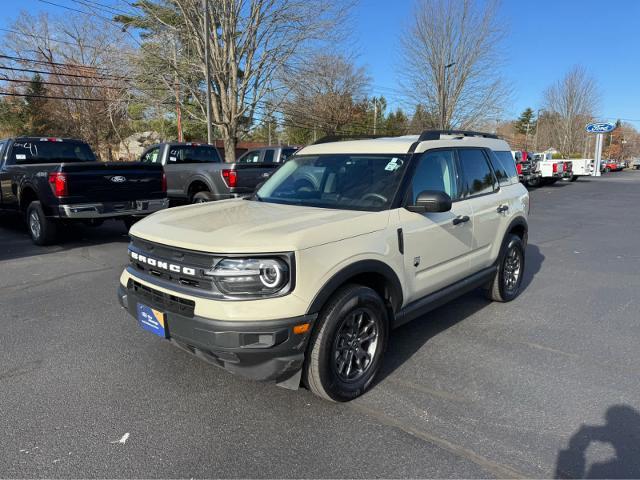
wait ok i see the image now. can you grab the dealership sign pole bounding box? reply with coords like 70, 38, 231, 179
585, 122, 616, 176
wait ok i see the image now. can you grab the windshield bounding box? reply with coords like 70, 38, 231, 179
10, 140, 96, 164
255, 154, 409, 211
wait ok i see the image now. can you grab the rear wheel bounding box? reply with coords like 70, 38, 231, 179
486, 234, 525, 302
122, 216, 139, 231
26, 201, 58, 245
526, 176, 542, 188
304, 285, 388, 402
192, 191, 214, 203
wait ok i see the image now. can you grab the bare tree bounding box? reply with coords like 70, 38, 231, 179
282, 53, 370, 140
1, 12, 135, 158
401, 0, 509, 129
125, 0, 351, 162
542, 65, 600, 157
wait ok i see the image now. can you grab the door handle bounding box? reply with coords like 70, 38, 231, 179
452, 215, 470, 226
497, 205, 509, 213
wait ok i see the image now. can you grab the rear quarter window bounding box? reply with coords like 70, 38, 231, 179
491, 151, 520, 186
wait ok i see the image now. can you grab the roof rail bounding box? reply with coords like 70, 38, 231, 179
417, 130, 499, 141
312, 134, 389, 145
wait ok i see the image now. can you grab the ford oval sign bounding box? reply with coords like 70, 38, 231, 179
585, 122, 616, 134
110, 176, 127, 183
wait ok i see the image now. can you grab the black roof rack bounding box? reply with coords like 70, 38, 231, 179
417, 130, 499, 141
312, 134, 389, 145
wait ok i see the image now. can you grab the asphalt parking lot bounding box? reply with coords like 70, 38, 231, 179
1, 170, 639, 478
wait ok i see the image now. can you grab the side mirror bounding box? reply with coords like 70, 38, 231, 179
406, 190, 452, 213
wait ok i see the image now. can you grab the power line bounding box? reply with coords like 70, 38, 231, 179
0, 65, 132, 82
0, 54, 130, 79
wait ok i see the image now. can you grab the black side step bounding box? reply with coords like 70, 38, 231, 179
393, 266, 497, 328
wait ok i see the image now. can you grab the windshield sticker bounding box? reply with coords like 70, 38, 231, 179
385, 157, 402, 171
169, 156, 177, 162
15, 154, 26, 160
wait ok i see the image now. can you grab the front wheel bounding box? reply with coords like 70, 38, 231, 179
26, 201, 58, 245
486, 234, 525, 302
304, 285, 388, 402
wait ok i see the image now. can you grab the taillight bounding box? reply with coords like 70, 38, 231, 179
48, 172, 68, 197
552, 163, 558, 173
222, 169, 237, 188
516, 163, 523, 174
563, 162, 568, 172
161, 171, 167, 193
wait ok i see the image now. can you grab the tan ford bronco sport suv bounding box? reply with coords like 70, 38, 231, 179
117, 130, 529, 402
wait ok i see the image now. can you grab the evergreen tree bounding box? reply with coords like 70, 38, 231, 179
384, 108, 408, 136
514, 107, 537, 136
23, 74, 52, 135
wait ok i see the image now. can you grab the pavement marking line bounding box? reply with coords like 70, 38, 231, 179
350, 402, 526, 479
0, 266, 115, 295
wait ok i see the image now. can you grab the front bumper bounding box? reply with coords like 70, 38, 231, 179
58, 198, 169, 219
117, 283, 316, 384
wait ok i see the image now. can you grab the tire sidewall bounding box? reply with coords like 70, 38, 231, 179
312, 287, 388, 401
498, 235, 525, 302
192, 191, 213, 203
26, 202, 45, 244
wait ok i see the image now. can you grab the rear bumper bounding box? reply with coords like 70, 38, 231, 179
58, 198, 168, 219
117, 283, 316, 383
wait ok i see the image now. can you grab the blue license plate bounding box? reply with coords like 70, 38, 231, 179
136, 303, 167, 338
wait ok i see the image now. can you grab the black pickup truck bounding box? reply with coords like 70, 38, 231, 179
139, 142, 283, 203
0, 137, 168, 245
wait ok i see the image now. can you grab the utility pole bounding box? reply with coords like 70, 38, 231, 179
441, 62, 456, 129
268, 120, 272, 145
533, 108, 544, 152
203, 0, 213, 144
373, 98, 377, 135
524, 122, 530, 150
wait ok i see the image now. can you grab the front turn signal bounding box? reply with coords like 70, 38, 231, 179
293, 323, 310, 335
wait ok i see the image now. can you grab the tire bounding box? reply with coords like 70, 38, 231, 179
605, 167, 610, 173
191, 191, 214, 203
122, 216, 139, 231
569, 175, 578, 182
26, 201, 58, 245
526, 176, 542, 188
304, 284, 388, 402
486, 234, 525, 302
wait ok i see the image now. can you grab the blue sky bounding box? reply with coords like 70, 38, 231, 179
3, 0, 640, 128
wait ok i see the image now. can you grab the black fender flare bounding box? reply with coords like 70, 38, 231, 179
306, 259, 404, 315
498, 216, 528, 262
184, 174, 216, 199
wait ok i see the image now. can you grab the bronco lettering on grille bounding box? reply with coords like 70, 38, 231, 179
130, 250, 197, 276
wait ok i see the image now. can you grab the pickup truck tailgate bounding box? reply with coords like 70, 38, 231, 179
232, 163, 278, 191
61, 162, 164, 203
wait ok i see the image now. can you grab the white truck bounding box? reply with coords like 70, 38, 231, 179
561, 158, 594, 182
529, 152, 567, 186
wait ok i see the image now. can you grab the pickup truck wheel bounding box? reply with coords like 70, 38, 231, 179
486, 234, 525, 302
26, 201, 58, 245
192, 191, 214, 203
304, 285, 388, 402
122, 216, 139, 231
526, 176, 542, 188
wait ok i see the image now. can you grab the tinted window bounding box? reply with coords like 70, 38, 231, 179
281, 148, 297, 162
410, 150, 459, 202
10, 140, 96, 164
167, 145, 220, 164
239, 150, 261, 163
458, 149, 496, 197
491, 151, 519, 186
141, 147, 161, 164
263, 150, 275, 163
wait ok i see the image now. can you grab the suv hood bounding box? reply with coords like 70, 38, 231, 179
130, 199, 390, 253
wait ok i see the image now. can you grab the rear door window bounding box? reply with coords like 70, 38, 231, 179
490, 151, 519, 186
263, 150, 275, 163
167, 145, 221, 164
458, 149, 497, 197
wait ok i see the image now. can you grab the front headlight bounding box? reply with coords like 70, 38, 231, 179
207, 257, 290, 297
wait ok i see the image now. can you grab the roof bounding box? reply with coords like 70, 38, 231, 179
298, 133, 511, 155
